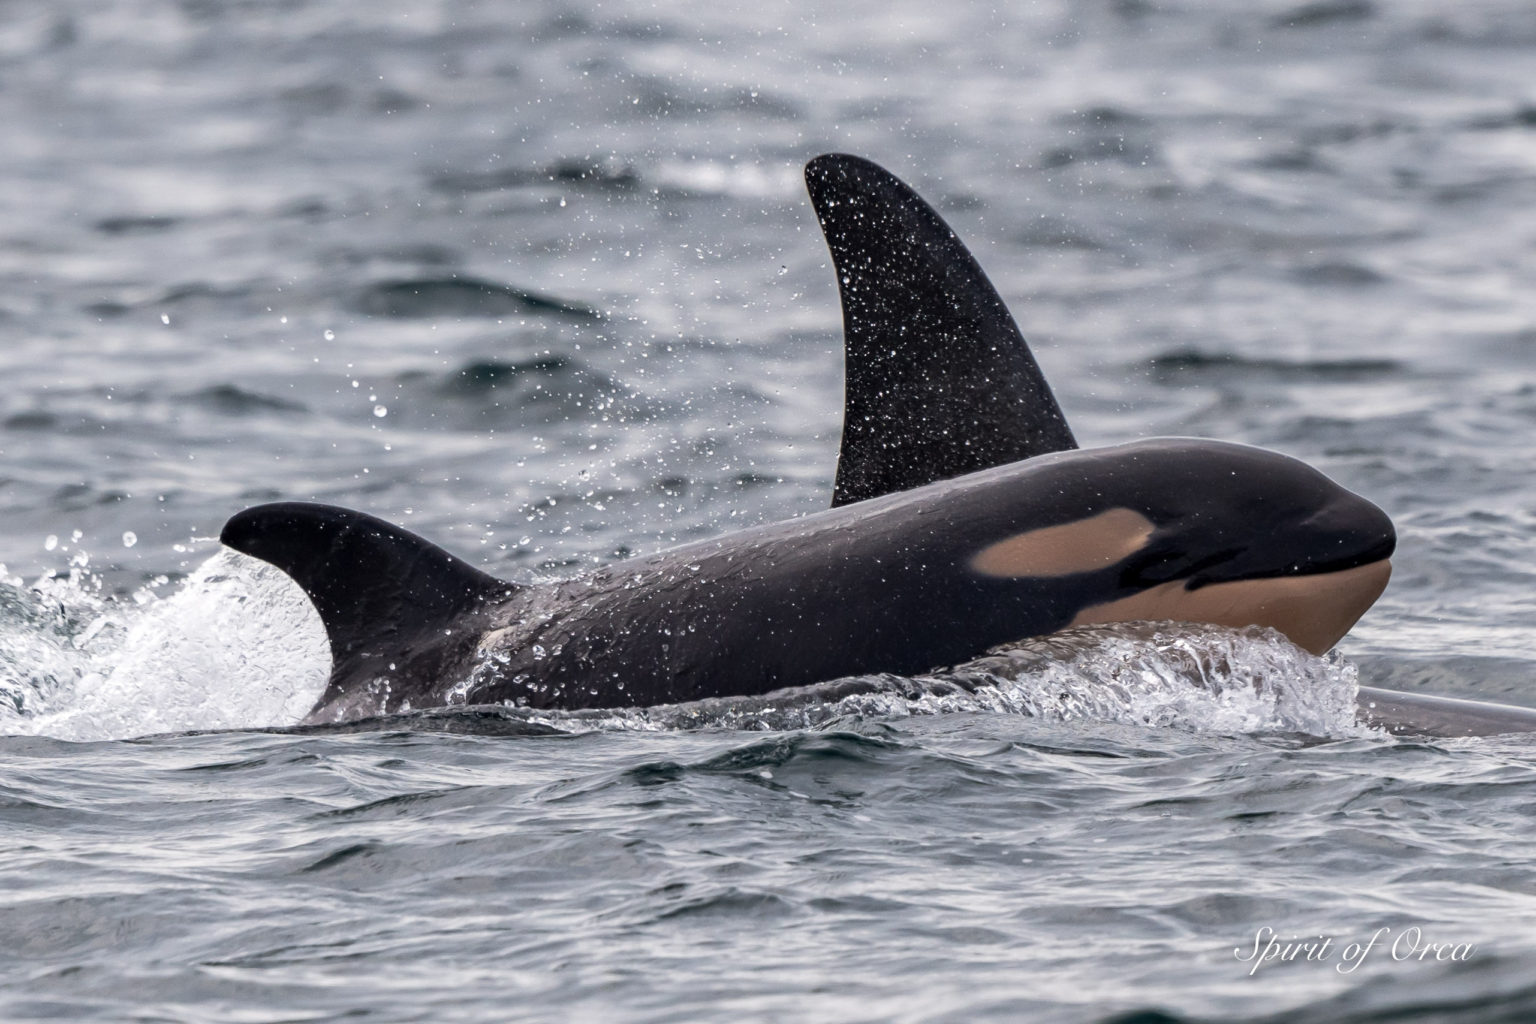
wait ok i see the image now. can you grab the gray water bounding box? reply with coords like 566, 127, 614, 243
4, 0, 1536, 1020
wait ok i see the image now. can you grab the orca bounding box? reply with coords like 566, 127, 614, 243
222, 153, 1418, 730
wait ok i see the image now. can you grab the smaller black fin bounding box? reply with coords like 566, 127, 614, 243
805, 154, 1078, 507
220, 503, 514, 693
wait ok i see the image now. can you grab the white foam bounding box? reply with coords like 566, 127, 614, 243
516, 622, 1370, 740
944, 622, 1370, 739
0, 550, 327, 741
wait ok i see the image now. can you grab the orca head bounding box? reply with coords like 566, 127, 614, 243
971, 438, 1395, 654
1082, 438, 1394, 653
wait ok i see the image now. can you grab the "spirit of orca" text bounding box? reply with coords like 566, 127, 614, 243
1234, 926, 1475, 975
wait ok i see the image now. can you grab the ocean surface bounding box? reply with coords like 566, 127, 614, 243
3, 0, 1536, 1020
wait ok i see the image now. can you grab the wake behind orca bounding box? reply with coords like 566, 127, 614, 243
221, 154, 1529, 737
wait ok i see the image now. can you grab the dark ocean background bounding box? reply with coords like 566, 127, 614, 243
4, 0, 1536, 1020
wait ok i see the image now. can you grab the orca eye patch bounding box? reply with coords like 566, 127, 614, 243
969, 508, 1156, 578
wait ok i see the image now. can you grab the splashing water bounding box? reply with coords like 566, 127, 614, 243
439, 622, 1371, 741
0, 549, 328, 741
947, 623, 1369, 738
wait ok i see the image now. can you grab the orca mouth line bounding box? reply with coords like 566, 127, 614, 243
1285, 531, 1397, 579
1184, 533, 1396, 591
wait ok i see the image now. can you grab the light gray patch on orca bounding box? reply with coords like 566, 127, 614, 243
969, 507, 1156, 578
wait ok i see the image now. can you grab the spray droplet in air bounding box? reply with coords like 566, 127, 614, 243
323, 329, 336, 341
44, 534, 58, 551
373, 405, 388, 418
122, 532, 138, 548
160, 314, 170, 325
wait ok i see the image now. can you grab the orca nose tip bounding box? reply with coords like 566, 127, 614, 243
1310, 490, 1395, 570
1358, 496, 1397, 562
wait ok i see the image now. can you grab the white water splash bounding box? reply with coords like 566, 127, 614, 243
514, 622, 1371, 740
0, 550, 327, 741
944, 623, 1370, 738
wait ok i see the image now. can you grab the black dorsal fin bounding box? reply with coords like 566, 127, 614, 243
805, 154, 1077, 507
220, 502, 515, 693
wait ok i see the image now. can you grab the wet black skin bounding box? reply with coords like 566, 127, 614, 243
222, 438, 1395, 722
802, 153, 1077, 505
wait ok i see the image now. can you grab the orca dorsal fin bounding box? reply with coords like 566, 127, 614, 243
220, 502, 515, 692
805, 154, 1077, 507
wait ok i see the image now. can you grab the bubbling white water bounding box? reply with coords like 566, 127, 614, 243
947, 623, 1370, 738
0, 549, 328, 741
519, 622, 1371, 740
